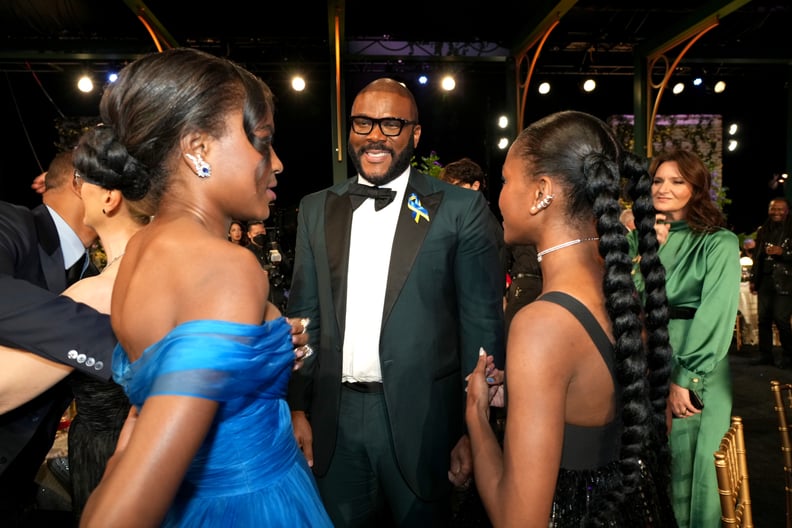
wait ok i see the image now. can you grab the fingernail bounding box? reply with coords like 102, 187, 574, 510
479, 347, 486, 356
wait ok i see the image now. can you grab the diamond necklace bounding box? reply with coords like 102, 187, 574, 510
101, 253, 125, 273
536, 238, 599, 262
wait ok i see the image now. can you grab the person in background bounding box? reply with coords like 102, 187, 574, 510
78, 47, 331, 527
466, 110, 675, 526
630, 149, 740, 527
742, 237, 756, 260
287, 78, 504, 526
439, 156, 510, 290
246, 220, 269, 264
750, 198, 792, 367
228, 219, 246, 245
0, 150, 117, 525
439, 157, 486, 191
247, 219, 291, 312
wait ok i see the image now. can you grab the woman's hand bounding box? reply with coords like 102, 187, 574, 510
654, 214, 671, 245
668, 382, 702, 418
466, 348, 504, 419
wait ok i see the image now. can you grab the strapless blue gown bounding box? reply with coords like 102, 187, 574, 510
112, 318, 332, 527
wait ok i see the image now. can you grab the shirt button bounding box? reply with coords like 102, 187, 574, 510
94, 361, 104, 371
67, 350, 78, 360
692, 378, 700, 383
85, 358, 95, 367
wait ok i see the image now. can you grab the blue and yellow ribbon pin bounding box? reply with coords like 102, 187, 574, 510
407, 193, 430, 224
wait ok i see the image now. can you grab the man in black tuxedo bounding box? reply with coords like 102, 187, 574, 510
0, 151, 116, 522
287, 79, 504, 526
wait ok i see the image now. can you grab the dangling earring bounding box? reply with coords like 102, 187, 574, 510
185, 153, 212, 178
535, 193, 554, 211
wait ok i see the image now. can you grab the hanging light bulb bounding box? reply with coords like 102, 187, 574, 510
77, 75, 94, 93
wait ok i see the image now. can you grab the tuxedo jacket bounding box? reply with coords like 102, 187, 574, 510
287, 170, 504, 500
0, 201, 116, 484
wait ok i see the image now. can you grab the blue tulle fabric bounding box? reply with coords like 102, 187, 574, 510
112, 318, 332, 527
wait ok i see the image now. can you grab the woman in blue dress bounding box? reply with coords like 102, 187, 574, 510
79, 48, 331, 527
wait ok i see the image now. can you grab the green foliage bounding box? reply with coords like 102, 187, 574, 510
411, 150, 443, 178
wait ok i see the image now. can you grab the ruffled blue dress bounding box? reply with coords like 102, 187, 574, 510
112, 318, 332, 527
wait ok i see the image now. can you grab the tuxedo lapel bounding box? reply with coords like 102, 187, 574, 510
382, 180, 443, 326
324, 190, 354, 338
32, 204, 67, 292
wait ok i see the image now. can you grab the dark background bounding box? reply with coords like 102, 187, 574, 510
0, 0, 790, 237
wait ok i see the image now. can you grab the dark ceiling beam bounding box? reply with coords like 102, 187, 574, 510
636, 0, 752, 59
510, 0, 578, 58
121, 0, 179, 50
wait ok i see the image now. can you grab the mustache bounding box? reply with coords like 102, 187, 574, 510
357, 142, 393, 156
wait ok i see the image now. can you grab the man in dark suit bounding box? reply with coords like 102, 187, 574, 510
287, 78, 504, 526
0, 151, 117, 523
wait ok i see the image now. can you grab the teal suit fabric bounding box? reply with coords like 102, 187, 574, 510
287, 170, 505, 501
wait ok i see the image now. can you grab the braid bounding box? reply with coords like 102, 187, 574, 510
625, 153, 675, 506
512, 111, 674, 525
581, 153, 653, 527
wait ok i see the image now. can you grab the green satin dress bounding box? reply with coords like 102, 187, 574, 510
629, 220, 740, 528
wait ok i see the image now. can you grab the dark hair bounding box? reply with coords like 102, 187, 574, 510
44, 150, 75, 191
246, 220, 265, 233
73, 48, 275, 209
512, 111, 672, 523
439, 157, 486, 190
648, 149, 725, 233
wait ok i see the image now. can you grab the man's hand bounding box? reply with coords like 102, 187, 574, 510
448, 434, 472, 488
31, 172, 46, 194
291, 411, 314, 467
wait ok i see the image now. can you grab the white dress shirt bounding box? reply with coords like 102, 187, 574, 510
342, 168, 410, 383
46, 204, 86, 269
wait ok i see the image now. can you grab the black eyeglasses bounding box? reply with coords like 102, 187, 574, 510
350, 116, 418, 137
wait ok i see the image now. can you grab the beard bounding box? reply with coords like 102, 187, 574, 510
348, 136, 415, 186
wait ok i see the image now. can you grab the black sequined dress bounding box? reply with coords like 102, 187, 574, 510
542, 292, 675, 527
67, 373, 130, 518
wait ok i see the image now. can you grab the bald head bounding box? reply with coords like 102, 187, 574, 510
357, 78, 419, 122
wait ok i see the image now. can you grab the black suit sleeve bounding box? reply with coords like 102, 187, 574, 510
0, 275, 116, 380
0, 205, 116, 380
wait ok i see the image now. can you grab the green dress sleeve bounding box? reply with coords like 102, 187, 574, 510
662, 224, 740, 389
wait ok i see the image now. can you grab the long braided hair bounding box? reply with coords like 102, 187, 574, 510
512, 111, 673, 525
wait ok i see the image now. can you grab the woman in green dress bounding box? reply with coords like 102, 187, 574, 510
629, 149, 740, 527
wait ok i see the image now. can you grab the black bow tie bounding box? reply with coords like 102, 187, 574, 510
348, 182, 397, 211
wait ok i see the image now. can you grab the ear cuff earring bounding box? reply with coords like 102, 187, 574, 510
185, 153, 212, 178
533, 193, 554, 212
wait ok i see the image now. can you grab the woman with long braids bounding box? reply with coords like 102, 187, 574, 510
629, 149, 740, 527
466, 110, 676, 526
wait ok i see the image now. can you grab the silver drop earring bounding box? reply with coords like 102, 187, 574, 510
185, 153, 212, 178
